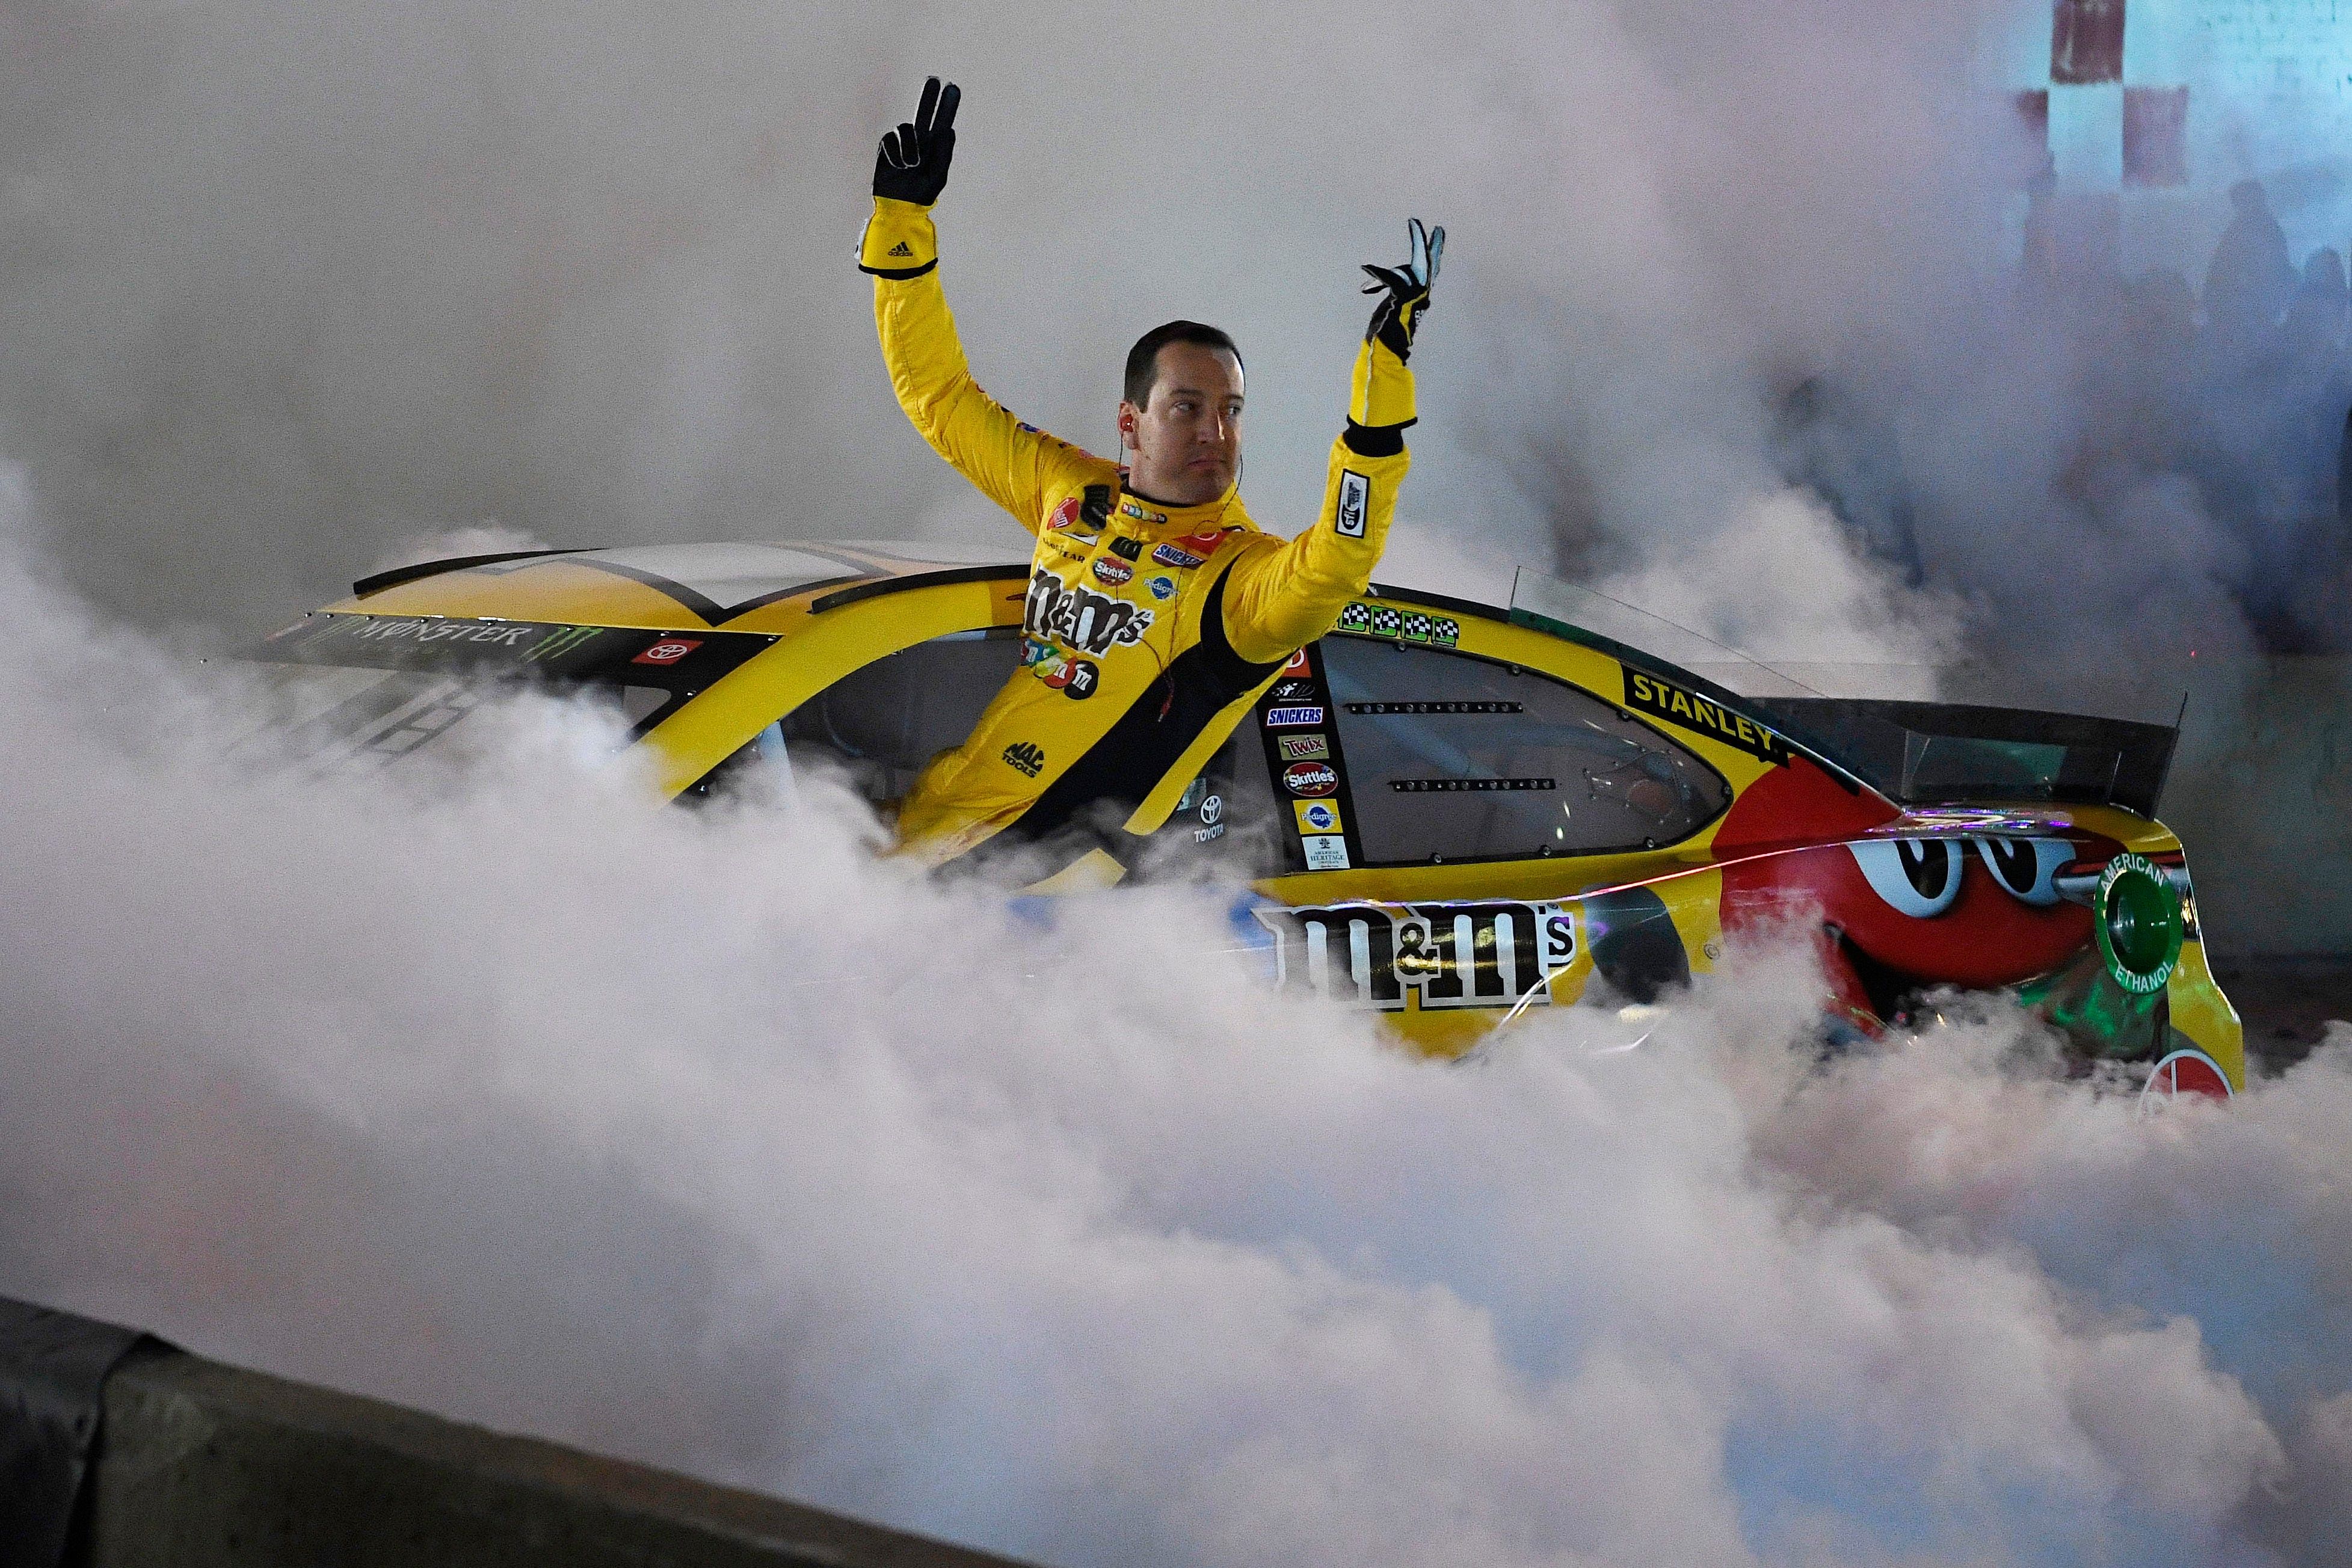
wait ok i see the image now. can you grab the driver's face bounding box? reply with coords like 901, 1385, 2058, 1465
1120, 343, 1243, 507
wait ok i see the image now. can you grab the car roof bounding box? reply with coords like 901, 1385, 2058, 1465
327, 537, 1526, 638
326, 539, 1031, 634
314, 537, 1903, 804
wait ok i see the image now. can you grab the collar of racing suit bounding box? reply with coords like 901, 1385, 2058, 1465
1113, 470, 1247, 533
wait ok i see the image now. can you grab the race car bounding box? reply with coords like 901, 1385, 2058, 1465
228, 538, 2243, 1096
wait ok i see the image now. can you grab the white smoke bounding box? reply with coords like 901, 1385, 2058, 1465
0, 463, 2345, 1567
1, 0, 2218, 677
5, 4, 2351, 1563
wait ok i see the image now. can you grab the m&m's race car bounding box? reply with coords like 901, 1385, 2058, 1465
230, 540, 2241, 1098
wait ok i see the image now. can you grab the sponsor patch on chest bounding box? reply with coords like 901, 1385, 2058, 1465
1024, 567, 1156, 656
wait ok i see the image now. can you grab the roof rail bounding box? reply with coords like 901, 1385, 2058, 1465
350, 547, 591, 600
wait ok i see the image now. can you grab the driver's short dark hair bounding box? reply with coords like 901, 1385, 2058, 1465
1124, 321, 1243, 410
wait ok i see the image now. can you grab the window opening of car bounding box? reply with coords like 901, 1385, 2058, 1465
1317, 636, 1729, 864
732, 626, 1281, 873
771, 628, 1024, 802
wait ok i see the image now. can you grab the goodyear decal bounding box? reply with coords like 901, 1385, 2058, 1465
1255, 900, 1578, 1011
1622, 670, 1787, 765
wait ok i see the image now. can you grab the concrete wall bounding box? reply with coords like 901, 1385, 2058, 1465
2160, 656, 2352, 957
68, 1342, 1033, 1568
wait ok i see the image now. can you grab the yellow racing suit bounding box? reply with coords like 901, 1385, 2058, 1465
859, 197, 1417, 870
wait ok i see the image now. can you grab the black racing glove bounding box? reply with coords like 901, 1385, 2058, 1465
1349, 218, 1444, 438
872, 76, 960, 208
1361, 217, 1445, 361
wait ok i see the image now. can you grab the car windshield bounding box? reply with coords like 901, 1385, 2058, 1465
222, 612, 775, 771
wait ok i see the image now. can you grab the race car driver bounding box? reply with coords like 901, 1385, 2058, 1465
859, 77, 1442, 879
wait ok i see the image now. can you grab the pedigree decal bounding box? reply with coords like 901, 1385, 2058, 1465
1621, 670, 1788, 766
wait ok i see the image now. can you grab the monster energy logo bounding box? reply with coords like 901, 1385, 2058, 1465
522, 626, 607, 662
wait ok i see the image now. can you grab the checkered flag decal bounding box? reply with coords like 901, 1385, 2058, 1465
1402, 612, 1432, 643
1370, 607, 1403, 638
1431, 617, 1459, 647
1338, 602, 1374, 634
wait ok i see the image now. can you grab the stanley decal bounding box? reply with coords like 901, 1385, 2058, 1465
1622, 670, 1788, 766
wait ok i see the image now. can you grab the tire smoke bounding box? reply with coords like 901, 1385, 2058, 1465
5, 6, 2350, 1563
0, 467, 2345, 1566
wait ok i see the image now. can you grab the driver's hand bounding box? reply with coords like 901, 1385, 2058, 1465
1362, 218, 1444, 361
860, 78, 959, 276
1350, 218, 1444, 430
872, 76, 960, 208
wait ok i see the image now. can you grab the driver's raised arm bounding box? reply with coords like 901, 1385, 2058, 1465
1220, 220, 1444, 663
858, 79, 1099, 535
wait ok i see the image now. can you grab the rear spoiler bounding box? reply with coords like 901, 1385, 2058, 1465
1749, 698, 2180, 818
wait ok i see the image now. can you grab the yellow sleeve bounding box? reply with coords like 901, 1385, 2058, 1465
861, 198, 1100, 533
1218, 339, 1414, 665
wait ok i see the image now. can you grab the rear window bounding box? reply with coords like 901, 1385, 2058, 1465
224, 613, 774, 769
1751, 697, 2178, 815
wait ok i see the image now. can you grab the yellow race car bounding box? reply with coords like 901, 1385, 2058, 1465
233, 539, 2243, 1096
